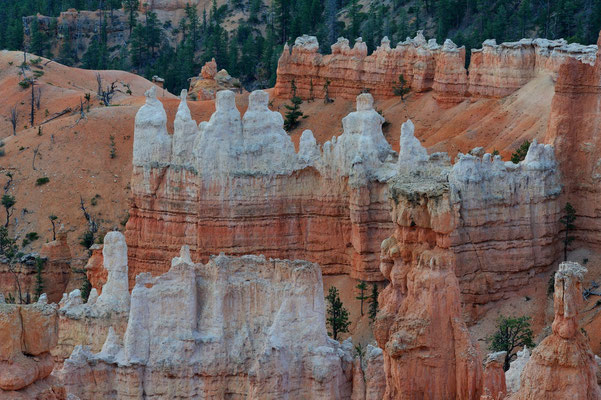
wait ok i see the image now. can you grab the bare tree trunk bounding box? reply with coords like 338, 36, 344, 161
30, 80, 35, 126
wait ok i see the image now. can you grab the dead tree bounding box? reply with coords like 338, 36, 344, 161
32, 144, 40, 171
9, 106, 18, 136
100, 80, 119, 106
30, 79, 35, 126
79, 195, 98, 234
96, 73, 103, 96
4, 172, 13, 194
35, 87, 42, 110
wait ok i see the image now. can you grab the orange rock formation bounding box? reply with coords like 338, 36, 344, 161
508, 262, 601, 399
0, 300, 65, 399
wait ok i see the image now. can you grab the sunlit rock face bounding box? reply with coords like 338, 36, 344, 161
508, 262, 601, 400
59, 249, 354, 399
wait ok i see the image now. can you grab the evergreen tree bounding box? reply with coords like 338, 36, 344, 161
123, 0, 139, 35
560, 202, 576, 261
29, 19, 48, 57
510, 140, 531, 164
368, 283, 378, 323
489, 315, 534, 371
325, 286, 350, 341
283, 80, 304, 131
34, 257, 45, 301
355, 280, 368, 316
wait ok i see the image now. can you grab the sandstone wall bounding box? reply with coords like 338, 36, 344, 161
0, 298, 65, 399
59, 248, 355, 399
0, 227, 71, 304
126, 88, 395, 284
544, 32, 601, 250
127, 88, 563, 313
275, 33, 597, 103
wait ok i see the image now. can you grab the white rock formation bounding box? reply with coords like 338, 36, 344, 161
194, 89, 243, 176
241, 90, 297, 174
94, 231, 129, 313
506, 347, 531, 393
329, 93, 393, 176
132, 86, 172, 167
61, 251, 354, 399
171, 89, 198, 166
398, 119, 429, 170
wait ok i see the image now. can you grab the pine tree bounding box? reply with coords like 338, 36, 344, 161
355, 280, 368, 316
510, 140, 531, 164
123, 0, 139, 35
393, 74, 410, 100
283, 80, 304, 131
325, 286, 350, 341
368, 283, 378, 323
489, 315, 534, 371
29, 19, 48, 57
34, 257, 45, 301
560, 202, 576, 261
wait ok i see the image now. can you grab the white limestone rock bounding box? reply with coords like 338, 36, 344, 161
36, 293, 47, 304
241, 90, 297, 174
172, 89, 199, 167
298, 129, 321, 166
132, 86, 172, 167
294, 34, 319, 52
505, 347, 530, 393
398, 119, 429, 172
193, 90, 243, 177
94, 231, 129, 313
330, 93, 393, 177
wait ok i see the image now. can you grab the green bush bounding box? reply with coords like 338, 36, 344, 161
36, 177, 50, 186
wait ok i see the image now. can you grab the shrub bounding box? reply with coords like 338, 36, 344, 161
511, 140, 531, 164
18, 80, 31, 89
80, 230, 94, 249
36, 177, 50, 186
25, 232, 39, 241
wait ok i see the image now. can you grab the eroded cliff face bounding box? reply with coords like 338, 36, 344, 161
544, 32, 601, 250
0, 226, 71, 304
59, 248, 355, 399
508, 262, 601, 399
52, 232, 130, 366
126, 88, 395, 284
126, 87, 563, 313
375, 140, 482, 399
0, 298, 65, 399
275, 33, 597, 103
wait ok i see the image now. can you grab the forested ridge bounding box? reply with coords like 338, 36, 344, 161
1, 0, 600, 93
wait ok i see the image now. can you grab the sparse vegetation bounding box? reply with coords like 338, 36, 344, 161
511, 140, 531, 164
110, 135, 116, 159
489, 315, 535, 371
283, 80, 304, 132
325, 286, 350, 341
392, 74, 410, 100
560, 202, 576, 261
368, 283, 379, 323
34, 257, 45, 301
355, 280, 368, 316
323, 79, 333, 104
1, 194, 16, 227
36, 177, 50, 186
80, 230, 95, 249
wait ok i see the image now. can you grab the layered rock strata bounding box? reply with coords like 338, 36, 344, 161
53, 231, 129, 365
375, 140, 482, 399
126, 88, 395, 283
508, 262, 601, 399
544, 31, 601, 249
275, 33, 596, 102
127, 86, 562, 312
0, 298, 65, 399
60, 248, 354, 399
0, 226, 71, 304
